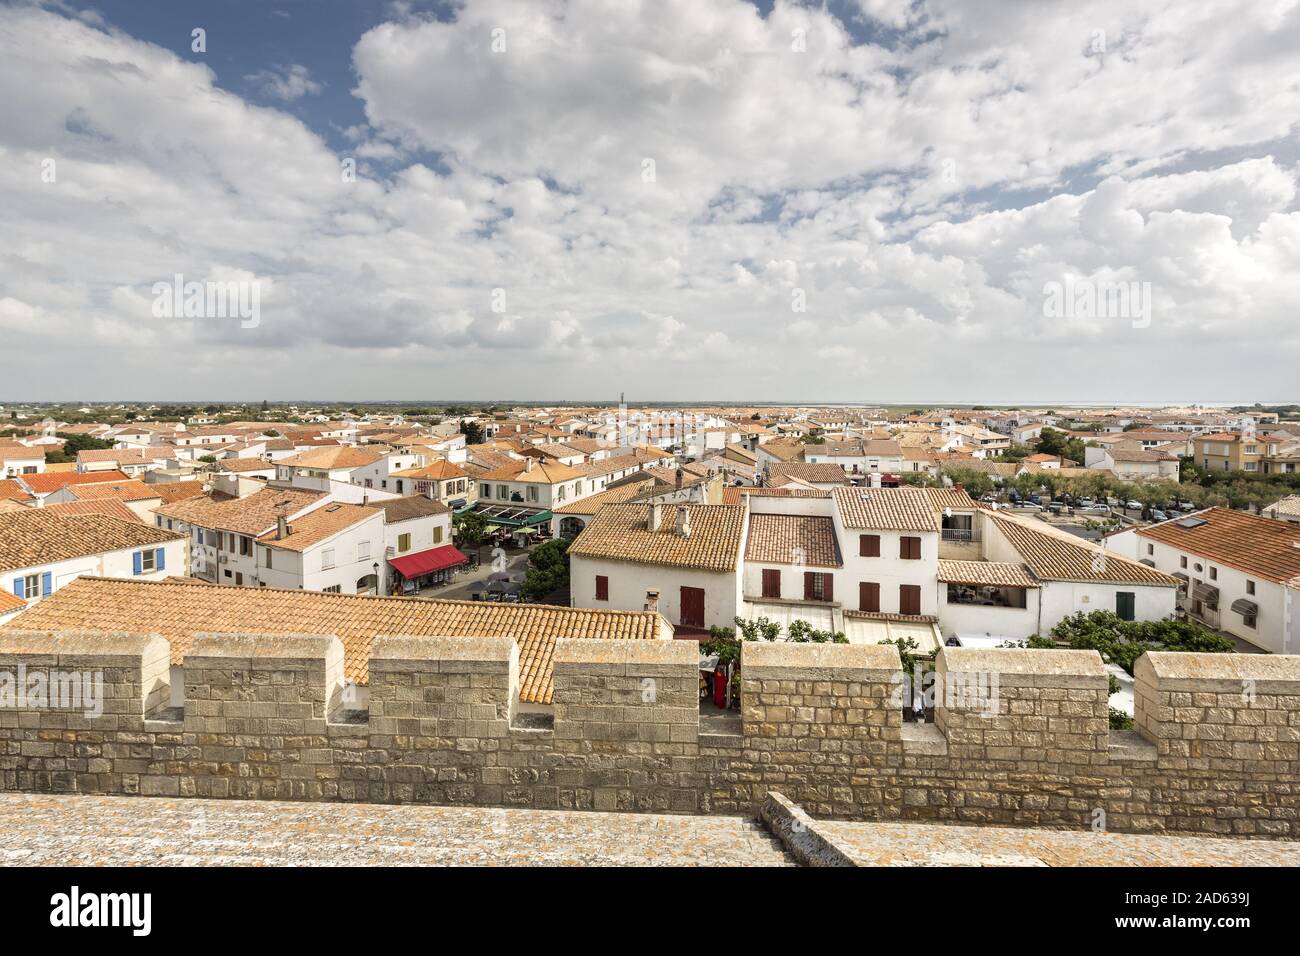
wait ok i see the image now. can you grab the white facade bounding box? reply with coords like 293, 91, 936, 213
5, 538, 187, 608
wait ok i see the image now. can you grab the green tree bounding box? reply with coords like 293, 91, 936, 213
460, 419, 486, 445
519, 538, 570, 600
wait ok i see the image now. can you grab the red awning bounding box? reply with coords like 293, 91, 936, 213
388, 545, 468, 580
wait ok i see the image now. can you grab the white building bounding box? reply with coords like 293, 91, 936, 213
2, 509, 186, 608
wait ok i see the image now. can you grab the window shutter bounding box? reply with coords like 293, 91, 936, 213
859, 534, 879, 557
804, 572, 814, 600
822, 574, 833, 603
156, 548, 166, 572
41, 572, 52, 597
12, 577, 22, 598
133, 551, 143, 576
595, 575, 608, 601
860, 582, 879, 612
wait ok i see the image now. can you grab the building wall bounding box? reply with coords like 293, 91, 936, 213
831, 519, 939, 616
570, 555, 739, 630
938, 587, 1041, 640
2, 635, 1298, 840
5, 540, 187, 606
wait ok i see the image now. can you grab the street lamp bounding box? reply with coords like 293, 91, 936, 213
372, 561, 380, 595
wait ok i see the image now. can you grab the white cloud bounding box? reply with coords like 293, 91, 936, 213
245, 63, 322, 101
0, 0, 1297, 402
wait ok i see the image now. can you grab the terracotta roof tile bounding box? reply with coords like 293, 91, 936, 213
937, 560, 1040, 588
991, 512, 1177, 586
1137, 507, 1300, 585
569, 503, 744, 572
1, 577, 666, 704
745, 514, 841, 568
832, 487, 940, 532
0, 511, 183, 572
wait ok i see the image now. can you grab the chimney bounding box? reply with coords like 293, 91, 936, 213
644, 589, 660, 613
675, 505, 691, 538
362, 494, 369, 506
674, 467, 684, 491
954, 483, 964, 493
647, 501, 663, 531
525, 457, 535, 473
276, 515, 288, 540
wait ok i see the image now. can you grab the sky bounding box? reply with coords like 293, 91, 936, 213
1, 0, 1298, 404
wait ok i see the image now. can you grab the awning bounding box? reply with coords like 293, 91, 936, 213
388, 544, 468, 580
1192, 581, 1220, 604
1230, 598, 1258, 617
1139, 558, 1156, 567
1172, 571, 1189, 583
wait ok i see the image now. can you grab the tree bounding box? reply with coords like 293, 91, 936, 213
460, 419, 486, 445
453, 510, 488, 549
519, 538, 570, 601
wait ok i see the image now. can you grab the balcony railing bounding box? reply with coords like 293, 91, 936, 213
941, 528, 980, 543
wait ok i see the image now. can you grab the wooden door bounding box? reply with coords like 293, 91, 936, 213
680, 586, 706, 627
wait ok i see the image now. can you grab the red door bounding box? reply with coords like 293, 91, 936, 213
680, 586, 706, 628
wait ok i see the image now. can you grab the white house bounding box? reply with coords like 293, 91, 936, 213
0, 443, 44, 478
2, 509, 186, 608
568, 501, 745, 633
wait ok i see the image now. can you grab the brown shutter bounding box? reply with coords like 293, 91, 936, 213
804, 572, 815, 600
900, 584, 921, 615
822, 573, 833, 603
762, 568, 781, 599
860, 534, 879, 557
595, 575, 608, 601
860, 582, 879, 612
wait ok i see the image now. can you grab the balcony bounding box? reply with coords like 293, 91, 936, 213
941, 527, 980, 544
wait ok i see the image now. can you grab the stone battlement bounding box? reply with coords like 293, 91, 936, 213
1, 630, 1297, 839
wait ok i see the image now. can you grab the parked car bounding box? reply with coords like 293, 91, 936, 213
1018, 501, 1042, 512
1080, 505, 1111, 516
1151, 510, 1169, 522
1125, 500, 1142, 511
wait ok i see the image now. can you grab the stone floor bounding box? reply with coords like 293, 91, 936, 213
0, 794, 792, 867
817, 820, 1300, 866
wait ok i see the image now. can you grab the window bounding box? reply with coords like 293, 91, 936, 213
1209, 567, 1217, 580
556, 484, 567, 502
946, 583, 1027, 609
595, 575, 609, 601
357, 540, 370, 561
139, 549, 157, 573
480, 483, 490, 498
859, 582, 880, 613
899, 584, 921, 616
264, 548, 273, 569
235, 572, 244, 586
1116, 591, 1136, 621
803, 572, 833, 602
1180, 556, 1188, 569
432, 526, 443, 544
497, 484, 509, 500
20, 574, 40, 599
1146, 543, 1154, 556
323, 585, 341, 594
239, 535, 252, 557
1243, 614, 1257, 629
396, 480, 404, 494
1246, 580, 1255, 595
398, 533, 411, 553
761, 568, 781, 599
900, 536, 921, 560
321, 548, 336, 570
859, 534, 880, 557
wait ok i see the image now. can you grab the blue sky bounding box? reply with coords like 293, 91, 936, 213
1, 0, 1298, 402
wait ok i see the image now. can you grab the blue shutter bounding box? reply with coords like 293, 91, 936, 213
11, 578, 21, 598
41, 572, 52, 597
132, 551, 143, 576
156, 548, 166, 572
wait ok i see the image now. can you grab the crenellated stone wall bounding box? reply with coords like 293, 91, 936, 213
1, 630, 1297, 840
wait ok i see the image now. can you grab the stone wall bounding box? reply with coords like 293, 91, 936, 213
1, 629, 1298, 839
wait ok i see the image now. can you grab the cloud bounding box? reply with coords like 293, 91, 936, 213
245, 63, 322, 101
0, 0, 1297, 402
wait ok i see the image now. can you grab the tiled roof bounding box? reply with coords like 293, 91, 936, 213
745, 514, 841, 568
990, 512, 1177, 586
377, 496, 451, 523
721, 487, 830, 504
0, 511, 183, 573
19, 470, 129, 495
476, 460, 584, 483
767, 462, 850, 484
0, 577, 666, 704
215, 458, 277, 473
258, 503, 381, 552
0, 590, 26, 614
1265, 495, 1300, 518
390, 460, 467, 481
832, 487, 940, 532
1137, 508, 1300, 585
923, 488, 979, 513
568, 503, 745, 572
818, 439, 903, 457
44, 499, 142, 524
152, 481, 207, 504
0, 480, 34, 504
937, 560, 1040, 588
153, 486, 326, 536
277, 446, 384, 470
552, 479, 656, 514
756, 439, 806, 462
67, 480, 161, 503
